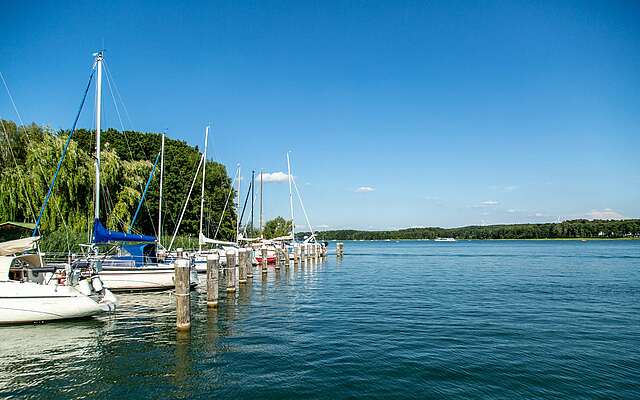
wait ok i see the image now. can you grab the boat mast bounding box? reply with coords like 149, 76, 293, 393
287, 152, 295, 242
259, 169, 263, 237
93, 51, 103, 225
199, 125, 209, 252
158, 132, 165, 247
236, 164, 241, 242
250, 170, 255, 235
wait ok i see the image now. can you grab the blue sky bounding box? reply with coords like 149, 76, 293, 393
2, 0, 639, 230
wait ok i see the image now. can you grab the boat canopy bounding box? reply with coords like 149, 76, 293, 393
121, 243, 157, 267
199, 232, 237, 247
0, 254, 42, 280
93, 219, 156, 244
0, 236, 39, 256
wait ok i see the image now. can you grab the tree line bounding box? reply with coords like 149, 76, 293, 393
303, 219, 640, 240
0, 119, 238, 249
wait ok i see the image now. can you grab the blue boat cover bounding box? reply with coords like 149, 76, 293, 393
93, 219, 156, 243
120, 243, 157, 267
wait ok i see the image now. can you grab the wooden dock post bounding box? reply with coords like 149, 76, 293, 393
300, 244, 306, 265
175, 258, 191, 331
275, 248, 282, 270
238, 248, 247, 284
246, 247, 253, 279
337, 242, 344, 257
226, 250, 236, 292
261, 246, 268, 274
293, 245, 299, 265
176, 247, 184, 259
206, 254, 219, 308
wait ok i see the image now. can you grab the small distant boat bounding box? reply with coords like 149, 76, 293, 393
434, 237, 456, 242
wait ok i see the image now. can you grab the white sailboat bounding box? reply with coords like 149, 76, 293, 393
86, 51, 198, 291
0, 237, 117, 324
0, 56, 118, 323
284, 152, 327, 258
192, 126, 242, 272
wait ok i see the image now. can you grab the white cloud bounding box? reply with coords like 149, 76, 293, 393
586, 208, 625, 220
316, 224, 330, 229
257, 171, 291, 183
356, 186, 375, 193
471, 200, 499, 208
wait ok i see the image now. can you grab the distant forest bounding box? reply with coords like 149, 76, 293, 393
0, 119, 238, 246
304, 219, 640, 240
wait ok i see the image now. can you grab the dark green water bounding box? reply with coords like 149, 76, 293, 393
1, 240, 639, 399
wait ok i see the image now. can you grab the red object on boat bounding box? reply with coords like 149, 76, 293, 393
255, 256, 277, 264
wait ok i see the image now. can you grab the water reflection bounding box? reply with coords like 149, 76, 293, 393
174, 330, 191, 386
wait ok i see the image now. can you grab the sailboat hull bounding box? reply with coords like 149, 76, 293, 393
0, 282, 116, 324
99, 265, 198, 291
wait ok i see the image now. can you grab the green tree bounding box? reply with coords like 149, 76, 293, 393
263, 217, 292, 239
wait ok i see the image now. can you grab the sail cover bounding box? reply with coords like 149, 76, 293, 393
199, 232, 237, 246
93, 219, 156, 243
0, 236, 39, 256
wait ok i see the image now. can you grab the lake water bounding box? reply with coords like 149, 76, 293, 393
1, 240, 639, 399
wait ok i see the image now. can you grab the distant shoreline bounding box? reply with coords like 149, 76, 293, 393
326, 238, 640, 241
302, 219, 640, 241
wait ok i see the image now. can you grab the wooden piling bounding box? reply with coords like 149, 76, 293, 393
246, 247, 253, 278
238, 249, 247, 284
293, 245, 299, 264
175, 258, 191, 331
176, 247, 184, 259
300, 244, 306, 265
275, 248, 282, 270
261, 246, 268, 273
337, 242, 344, 257
226, 250, 236, 292
206, 254, 219, 308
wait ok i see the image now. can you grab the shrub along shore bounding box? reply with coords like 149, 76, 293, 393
303, 219, 640, 241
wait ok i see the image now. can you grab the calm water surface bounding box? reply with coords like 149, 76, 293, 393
1, 240, 639, 399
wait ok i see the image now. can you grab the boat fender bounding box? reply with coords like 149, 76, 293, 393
78, 279, 93, 296
91, 276, 104, 292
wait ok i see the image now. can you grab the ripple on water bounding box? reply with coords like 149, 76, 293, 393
0, 240, 639, 399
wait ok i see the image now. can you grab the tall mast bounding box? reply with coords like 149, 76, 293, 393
93, 51, 103, 222
235, 165, 241, 242
287, 152, 295, 241
199, 125, 209, 252
158, 132, 165, 247
250, 170, 255, 235
259, 169, 263, 237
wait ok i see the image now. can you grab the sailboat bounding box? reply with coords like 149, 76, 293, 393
0, 54, 118, 323
283, 152, 326, 258
83, 51, 198, 291
192, 126, 242, 272
0, 236, 118, 324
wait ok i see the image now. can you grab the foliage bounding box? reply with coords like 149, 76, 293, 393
303, 219, 640, 240
263, 216, 292, 239
0, 119, 237, 251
